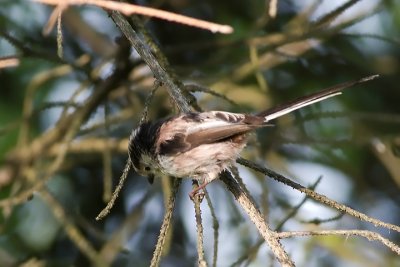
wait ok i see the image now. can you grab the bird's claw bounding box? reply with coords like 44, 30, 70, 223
189, 190, 205, 202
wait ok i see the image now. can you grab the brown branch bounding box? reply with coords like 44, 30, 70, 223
96, 158, 131, 221
276, 230, 400, 255
109, 11, 192, 113
231, 176, 323, 266
150, 178, 181, 267
204, 191, 219, 267
34, 0, 233, 34
268, 0, 278, 18
193, 193, 207, 266
313, 0, 361, 28
237, 158, 400, 233
0, 56, 19, 68
220, 171, 295, 267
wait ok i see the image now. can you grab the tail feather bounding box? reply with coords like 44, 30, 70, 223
257, 75, 379, 122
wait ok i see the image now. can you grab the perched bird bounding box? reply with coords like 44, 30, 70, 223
128, 75, 378, 198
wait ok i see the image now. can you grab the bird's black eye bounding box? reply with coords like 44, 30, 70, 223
144, 166, 151, 171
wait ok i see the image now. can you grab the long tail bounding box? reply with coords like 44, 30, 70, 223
257, 75, 379, 122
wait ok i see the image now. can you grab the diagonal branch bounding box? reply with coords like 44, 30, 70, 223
237, 158, 400, 233
110, 11, 192, 113
34, 0, 233, 34
220, 171, 295, 267
277, 230, 400, 255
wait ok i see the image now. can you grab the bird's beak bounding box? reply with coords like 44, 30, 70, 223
147, 174, 155, 184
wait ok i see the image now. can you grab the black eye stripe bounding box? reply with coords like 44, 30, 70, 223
145, 166, 151, 171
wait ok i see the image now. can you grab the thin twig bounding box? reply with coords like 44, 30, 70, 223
237, 158, 400, 233
276, 230, 400, 255
313, 0, 361, 28
34, 0, 233, 34
43, 3, 66, 35
230, 177, 322, 267
101, 102, 113, 203
268, 0, 278, 18
56, 8, 63, 58
300, 212, 345, 225
110, 11, 192, 113
150, 178, 181, 267
96, 80, 161, 219
204, 191, 219, 267
96, 158, 131, 220
275, 176, 323, 231
140, 80, 162, 124
220, 171, 295, 267
184, 83, 239, 107
0, 56, 19, 68
193, 193, 207, 266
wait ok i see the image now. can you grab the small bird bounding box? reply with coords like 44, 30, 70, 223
128, 75, 378, 198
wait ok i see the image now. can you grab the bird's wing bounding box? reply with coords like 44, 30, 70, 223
158, 111, 265, 155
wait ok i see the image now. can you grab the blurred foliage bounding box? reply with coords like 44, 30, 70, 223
0, 0, 400, 266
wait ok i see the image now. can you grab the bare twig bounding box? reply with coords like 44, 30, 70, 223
193, 193, 207, 266
56, 8, 63, 58
101, 101, 112, 203
96, 80, 160, 219
150, 178, 181, 267
276, 230, 400, 255
275, 176, 323, 231
220, 171, 295, 267
33, 0, 233, 34
96, 158, 131, 220
204, 191, 219, 267
231, 177, 323, 267
43, 3, 66, 35
268, 0, 278, 18
184, 83, 239, 107
237, 158, 400, 233
313, 0, 361, 28
301, 213, 345, 225
140, 80, 162, 124
0, 57, 19, 68
110, 11, 192, 113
